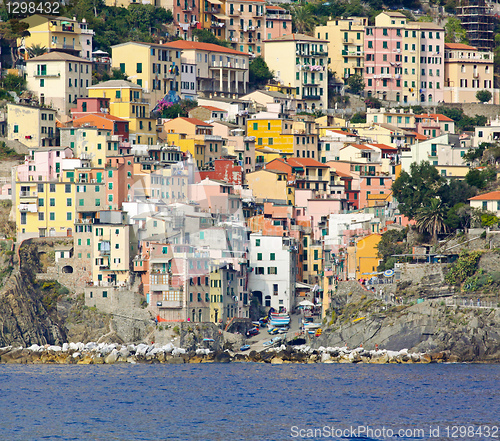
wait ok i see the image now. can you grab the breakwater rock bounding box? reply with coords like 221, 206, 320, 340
0, 342, 459, 364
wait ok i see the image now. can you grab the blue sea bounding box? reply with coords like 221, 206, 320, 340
0, 363, 498, 441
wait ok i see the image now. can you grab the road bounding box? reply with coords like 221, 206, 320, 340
241, 312, 308, 353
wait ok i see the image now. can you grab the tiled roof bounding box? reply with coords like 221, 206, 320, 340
200, 106, 226, 112
415, 113, 454, 122
343, 143, 372, 150
287, 157, 329, 168
445, 43, 478, 50
469, 191, 500, 201
367, 143, 397, 150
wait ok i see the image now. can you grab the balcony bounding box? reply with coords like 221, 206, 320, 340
34, 71, 61, 78
19, 190, 37, 198
99, 265, 110, 270
182, 5, 192, 11
310, 50, 327, 56
266, 13, 292, 20
211, 21, 225, 28
158, 300, 183, 309
228, 9, 240, 15
302, 95, 321, 100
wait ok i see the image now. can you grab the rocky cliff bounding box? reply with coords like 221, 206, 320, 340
317, 281, 500, 362
0, 243, 66, 347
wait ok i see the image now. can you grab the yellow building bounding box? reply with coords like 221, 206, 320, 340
7, 103, 57, 148
111, 42, 182, 107
200, 0, 229, 40
60, 126, 116, 168
302, 235, 323, 285
209, 265, 223, 323
264, 34, 329, 111
92, 213, 131, 286
20, 15, 93, 60
247, 118, 293, 152
444, 43, 496, 104
245, 169, 294, 204
87, 80, 157, 145
354, 233, 381, 280
16, 168, 77, 241
315, 17, 367, 81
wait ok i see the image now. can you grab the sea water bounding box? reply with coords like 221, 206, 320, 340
0, 363, 498, 440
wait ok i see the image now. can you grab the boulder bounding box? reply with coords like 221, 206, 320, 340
104, 349, 119, 364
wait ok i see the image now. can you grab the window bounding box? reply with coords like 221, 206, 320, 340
66, 198, 72, 206
50, 198, 55, 206
270, 253, 275, 261
257, 253, 262, 261
67, 212, 72, 221
255, 239, 260, 246
14, 125, 18, 133
50, 212, 55, 221
136, 63, 142, 73
268, 267, 277, 275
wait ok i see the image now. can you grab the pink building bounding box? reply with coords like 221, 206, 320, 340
105, 155, 135, 210
359, 175, 393, 209
265, 6, 292, 40
364, 26, 403, 102
189, 178, 241, 216
172, 0, 201, 41
70, 97, 110, 119
16, 148, 74, 181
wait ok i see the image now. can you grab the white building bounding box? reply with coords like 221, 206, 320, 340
26, 52, 92, 116
180, 62, 197, 100
248, 233, 297, 312
400, 133, 467, 174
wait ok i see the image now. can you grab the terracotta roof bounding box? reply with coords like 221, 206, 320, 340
367, 143, 397, 150
200, 106, 226, 112
287, 157, 329, 168
335, 170, 353, 178
330, 129, 354, 136
469, 191, 500, 201
266, 5, 285, 10
445, 43, 478, 50
176, 117, 213, 127
415, 133, 429, 141
415, 113, 454, 122
343, 143, 372, 150
72, 113, 128, 130
163, 40, 249, 56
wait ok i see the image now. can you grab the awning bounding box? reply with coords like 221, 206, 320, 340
207, 0, 222, 4
213, 13, 229, 19
295, 282, 313, 289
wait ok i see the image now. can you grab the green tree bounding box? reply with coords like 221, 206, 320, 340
192, 29, 230, 47
0, 19, 30, 67
392, 161, 444, 219
376, 229, 406, 270
445, 17, 469, 44
350, 112, 366, 124
438, 178, 477, 208
415, 198, 449, 243
1, 73, 26, 92
249, 56, 274, 88
476, 89, 492, 103
364, 96, 382, 108
346, 74, 365, 94
291, 4, 316, 35
465, 168, 486, 189
27, 44, 47, 58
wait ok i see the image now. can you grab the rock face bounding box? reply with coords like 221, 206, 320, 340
0, 244, 66, 347
318, 282, 500, 363
0, 342, 451, 365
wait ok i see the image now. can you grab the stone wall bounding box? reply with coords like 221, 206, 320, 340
37, 257, 91, 294
396, 262, 445, 285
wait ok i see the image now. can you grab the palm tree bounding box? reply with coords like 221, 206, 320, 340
27, 44, 47, 58
291, 5, 316, 35
415, 198, 449, 242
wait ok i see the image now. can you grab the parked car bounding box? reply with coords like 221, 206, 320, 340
246, 327, 259, 337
